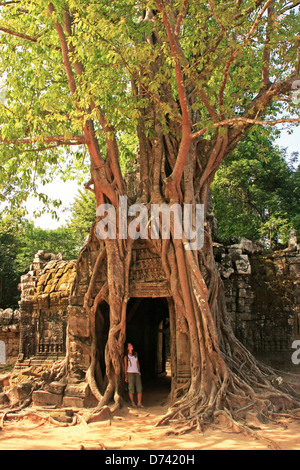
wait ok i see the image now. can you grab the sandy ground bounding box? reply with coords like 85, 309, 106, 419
1, 405, 300, 451
1, 376, 300, 451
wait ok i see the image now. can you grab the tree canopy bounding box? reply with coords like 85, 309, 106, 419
211, 128, 300, 247
0, 0, 299, 212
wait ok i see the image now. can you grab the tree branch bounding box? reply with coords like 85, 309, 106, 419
0, 25, 60, 50
0, 1, 21, 4
191, 116, 300, 141
175, 0, 189, 36
216, 116, 300, 128
48, 4, 124, 206
115, 46, 182, 125
208, 0, 231, 42
48, 4, 77, 96
195, 75, 300, 144
262, 2, 274, 87
246, 0, 273, 43
219, 50, 239, 118
156, 0, 191, 127
156, 0, 192, 194
279, 1, 300, 15
0, 135, 86, 145
0, 26, 38, 43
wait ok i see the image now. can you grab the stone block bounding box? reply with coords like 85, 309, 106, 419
38, 294, 50, 308
229, 246, 243, 257
68, 314, 90, 338
32, 390, 63, 407
62, 396, 85, 408
235, 255, 251, 275
219, 255, 235, 279
240, 238, 264, 254
63, 382, 98, 408
213, 243, 226, 260
238, 288, 247, 298
47, 381, 67, 395
7, 383, 33, 405
64, 382, 90, 398
62, 394, 98, 408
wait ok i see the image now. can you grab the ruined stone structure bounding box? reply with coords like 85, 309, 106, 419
0, 309, 19, 365
1, 231, 299, 407
16, 251, 76, 369
215, 237, 300, 367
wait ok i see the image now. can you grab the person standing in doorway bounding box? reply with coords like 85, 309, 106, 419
124, 343, 144, 408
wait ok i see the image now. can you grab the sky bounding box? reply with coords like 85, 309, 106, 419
275, 126, 300, 157
25, 179, 84, 230
26, 125, 300, 231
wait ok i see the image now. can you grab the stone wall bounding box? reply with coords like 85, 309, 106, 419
214, 237, 300, 363
0, 309, 20, 365
1, 236, 299, 372
16, 250, 76, 369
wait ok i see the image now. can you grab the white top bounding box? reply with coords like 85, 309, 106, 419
127, 354, 139, 373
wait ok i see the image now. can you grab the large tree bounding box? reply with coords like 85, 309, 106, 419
1, 0, 300, 428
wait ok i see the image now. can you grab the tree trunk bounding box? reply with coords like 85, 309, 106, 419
81, 121, 300, 428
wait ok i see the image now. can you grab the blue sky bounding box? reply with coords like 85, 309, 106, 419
275, 126, 299, 158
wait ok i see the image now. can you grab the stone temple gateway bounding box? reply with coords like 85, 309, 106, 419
5, 230, 299, 408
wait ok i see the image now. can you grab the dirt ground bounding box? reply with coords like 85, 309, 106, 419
1, 375, 300, 451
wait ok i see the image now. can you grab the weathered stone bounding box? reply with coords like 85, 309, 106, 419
7, 383, 32, 405
32, 390, 63, 407
85, 406, 112, 423
213, 243, 226, 259
239, 288, 247, 298
241, 238, 264, 254
235, 255, 251, 275
62, 394, 98, 408
47, 381, 67, 395
228, 245, 243, 256
64, 382, 90, 398
0, 374, 11, 390
50, 410, 74, 423
68, 314, 90, 338
288, 229, 298, 251
0, 393, 9, 405
219, 254, 235, 279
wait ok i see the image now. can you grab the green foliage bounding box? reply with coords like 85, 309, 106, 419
211, 128, 300, 247
0, 213, 80, 308
66, 189, 96, 243
0, 186, 100, 308
0, 0, 299, 212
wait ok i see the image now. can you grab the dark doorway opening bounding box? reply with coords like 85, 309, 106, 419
95, 300, 110, 395
126, 297, 171, 404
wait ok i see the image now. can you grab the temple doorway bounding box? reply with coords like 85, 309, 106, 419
94, 297, 173, 403
95, 300, 110, 395
125, 297, 172, 403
